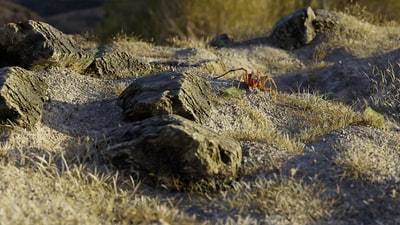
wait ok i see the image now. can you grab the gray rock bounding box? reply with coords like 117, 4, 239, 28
210, 33, 235, 48
99, 114, 242, 184
313, 9, 341, 32
0, 67, 47, 129
271, 6, 316, 50
85, 51, 166, 79
0, 20, 93, 72
118, 71, 212, 124
153, 48, 224, 73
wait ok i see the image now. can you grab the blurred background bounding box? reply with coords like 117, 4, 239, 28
0, 0, 399, 44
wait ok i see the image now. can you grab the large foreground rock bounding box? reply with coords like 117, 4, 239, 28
0, 20, 93, 72
99, 114, 242, 184
118, 71, 212, 124
271, 6, 316, 50
0, 67, 47, 128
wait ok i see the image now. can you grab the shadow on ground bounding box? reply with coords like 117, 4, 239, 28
41, 98, 125, 138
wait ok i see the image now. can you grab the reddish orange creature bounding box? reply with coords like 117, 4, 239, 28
214, 68, 278, 103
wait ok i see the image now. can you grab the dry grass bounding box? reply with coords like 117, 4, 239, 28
184, 177, 336, 225
223, 177, 335, 222
334, 133, 400, 183
278, 92, 362, 143
313, 11, 400, 60
210, 92, 304, 153
365, 61, 400, 121
0, 165, 200, 225
0, 125, 202, 225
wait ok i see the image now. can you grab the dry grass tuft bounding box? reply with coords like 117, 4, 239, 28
104, 33, 174, 59
365, 61, 400, 121
0, 148, 201, 225
165, 36, 210, 48
111, 81, 130, 97
278, 92, 362, 143
313, 12, 400, 61
210, 94, 304, 153
334, 133, 400, 183
214, 177, 335, 223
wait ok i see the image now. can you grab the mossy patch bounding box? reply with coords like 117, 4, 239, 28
221, 87, 242, 99
363, 106, 385, 128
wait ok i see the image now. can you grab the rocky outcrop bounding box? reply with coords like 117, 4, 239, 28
0, 66, 47, 129
271, 6, 316, 50
0, 20, 93, 72
98, 114, 242, 184
118, 71, 212, 124
85, 51, 166, 79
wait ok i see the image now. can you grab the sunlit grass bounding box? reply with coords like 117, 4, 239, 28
194, 177, 336, 224
0, 135, 201, 225
278, 92, 362, 143
334, 134, 400, 182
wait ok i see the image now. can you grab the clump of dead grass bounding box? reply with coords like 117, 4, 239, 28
111, 81, 130, 97
278, 92, 362, 143
313, 11, 400, 61
210, 93, 304, 153
210, 87, 379, 154
0, 164, 201, 225
365, 61, 400, 121
210, 176, 335, 223
104, 33, 176, 59
334, 133, 400, 183
165, 36, 210, 48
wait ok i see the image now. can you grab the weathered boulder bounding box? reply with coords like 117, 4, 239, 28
0, 67, 47, 129
271, 6, 316, 50
99, 114, 242, 184
85, 51, 166, 79
0, 20, 93, 72
118, 71, 212, 124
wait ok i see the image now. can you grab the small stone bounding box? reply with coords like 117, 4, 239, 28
289, 168, 297, 178
210, 33, 235, 48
